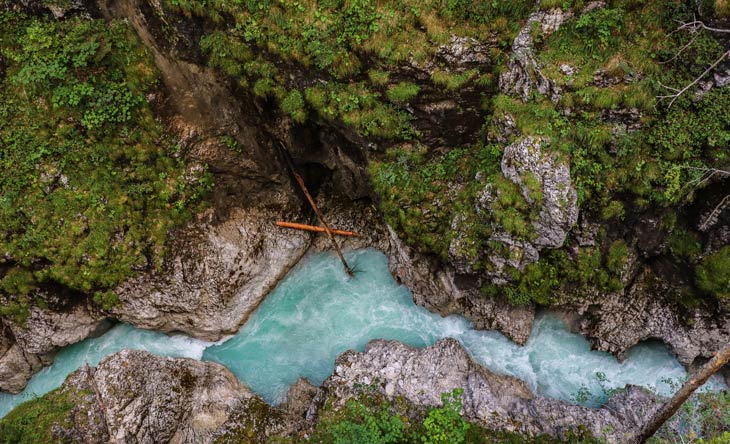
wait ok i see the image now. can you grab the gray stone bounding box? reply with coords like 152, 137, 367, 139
499, 9, 572, 102
323, 338, 657, 443
474, 136, 578, 280
57, 349, 259, 444
501, 136, 578, 248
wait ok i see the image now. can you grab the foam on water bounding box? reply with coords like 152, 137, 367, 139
203, 249, 726, 406
0, 249, 725, 417
0, 323, 212, 417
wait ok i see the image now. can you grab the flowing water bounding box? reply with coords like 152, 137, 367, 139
0, 249, 724, 417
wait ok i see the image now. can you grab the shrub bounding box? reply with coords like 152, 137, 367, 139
0, 388, 73, 444
386, 82, 420, 103
695, 246, 730, 299
281, 89, 307, 123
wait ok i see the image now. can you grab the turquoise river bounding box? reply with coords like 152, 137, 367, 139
0, 249, 724, 417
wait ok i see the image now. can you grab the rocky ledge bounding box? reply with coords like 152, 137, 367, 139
38, 339, 658, 444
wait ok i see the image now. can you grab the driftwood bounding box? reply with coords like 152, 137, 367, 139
632, 343, 730, 443
275, 221, 360, 237
292, 172, 354, 276
277, 142, 354, 276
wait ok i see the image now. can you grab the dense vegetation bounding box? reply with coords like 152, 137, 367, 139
0, 388, 74, 444
0, 10, 211, 321
166, 0, 532, 140
289, 389, 601, 444
162, 0, 730, 307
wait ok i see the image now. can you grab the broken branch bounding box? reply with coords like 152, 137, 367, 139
276, 221, 360, 237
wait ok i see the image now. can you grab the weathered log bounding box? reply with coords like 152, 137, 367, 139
632, 343, 730, 443
292, 172, 354, 276
276, 141, 354, 277
275, 221, 360, 237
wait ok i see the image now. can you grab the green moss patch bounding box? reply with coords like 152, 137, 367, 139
0, 12, 211, 319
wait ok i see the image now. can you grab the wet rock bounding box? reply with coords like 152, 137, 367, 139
323, 338, 656, 443
0, 336, 47, 393
8, 306, 109, 356
51, 350, 303, 444
112, 204, 310, 341
0, 305, 110, 393
573, 268, 730, 365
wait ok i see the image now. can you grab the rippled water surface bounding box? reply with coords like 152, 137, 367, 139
0, 249, 724, 417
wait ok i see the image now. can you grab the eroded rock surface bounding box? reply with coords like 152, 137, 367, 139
45, 342, 657, 444
475, 136, 578, 281
322, 338, 656, 443
499, 8, 572, 102
55, 349, 299, 444
0, 305, 109, 393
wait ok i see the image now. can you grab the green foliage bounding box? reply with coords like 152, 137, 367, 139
574, 8, 624, 52
166, 0, 531, 139
0, 13, 210, 313
368, 69, 390, 85
695, 247, 730, 300
421, 389, 470, 444
281, 89, 307, 123
431, 69, 478, 90
649, 391, 730, 444
93, 291, 120, 311
386, 82, 420, 104
668, 228, 702, 261
308, 397, 408, 444
305, 83, 414, 139
293, 388, 598, 444
0, 388, 73, 444
605, 240, 629, 274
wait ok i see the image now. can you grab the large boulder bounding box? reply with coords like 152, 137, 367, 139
54, 349, 300, 444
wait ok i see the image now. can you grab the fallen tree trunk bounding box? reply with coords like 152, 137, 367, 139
632, 343, 730, 443
275, 221, 360, 237
292, 172, 354, 276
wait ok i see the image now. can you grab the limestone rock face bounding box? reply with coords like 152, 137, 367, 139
0, 306, 110, 393
323, 338, 657, 443
501, 136, 578, 249
574, 268, 730, 366
499, 8, 572, 102
476, 136, 578, 281
111, 205, 310, 341
0, 338, 46, 394
57, 349, 262, 444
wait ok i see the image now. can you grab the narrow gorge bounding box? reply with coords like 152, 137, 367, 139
0, 0, 729, 443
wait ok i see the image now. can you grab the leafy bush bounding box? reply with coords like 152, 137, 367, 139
0, 388, 73, 444
0, 13, 210, 316
695, 247, 730, 299
281, 89, 307, 123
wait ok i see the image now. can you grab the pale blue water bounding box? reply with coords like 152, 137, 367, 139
0, 249, 724, 417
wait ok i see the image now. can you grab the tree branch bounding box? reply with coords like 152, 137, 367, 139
657, 50, 729, 108
676, 20, 730, 34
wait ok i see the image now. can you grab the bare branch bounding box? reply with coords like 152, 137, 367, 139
676, 20, 730, 34
659, 33, 699, 65
657, 50, 729, 108
699, 193, 730, 231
